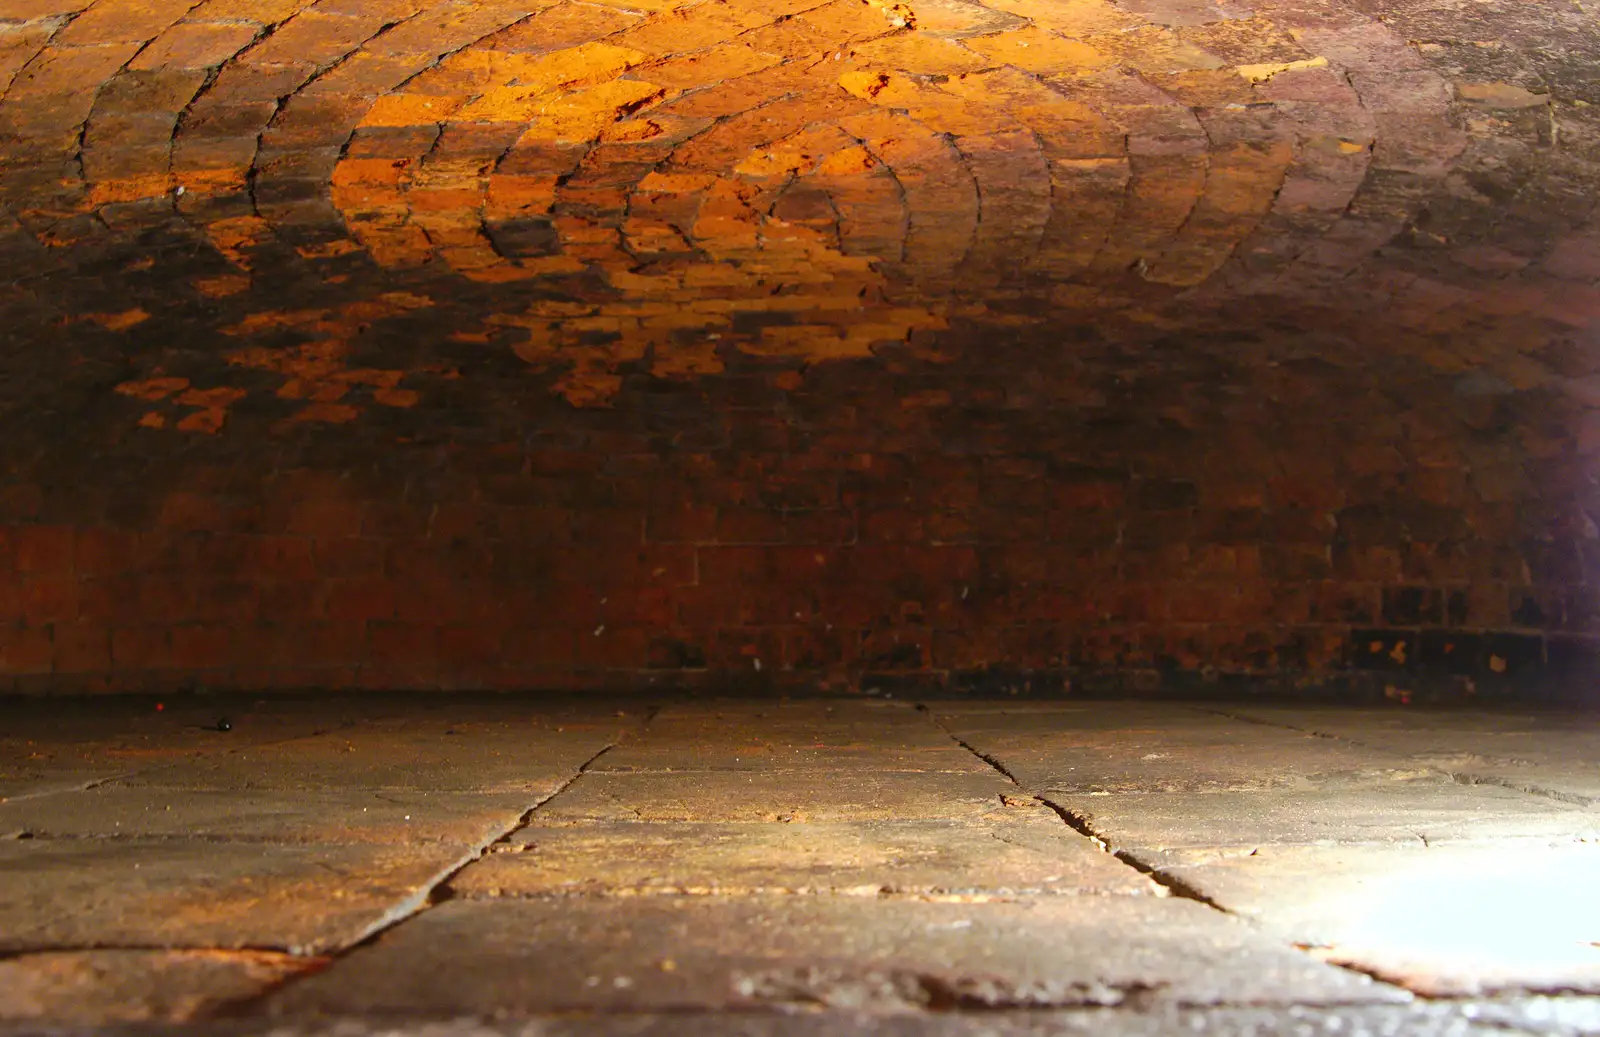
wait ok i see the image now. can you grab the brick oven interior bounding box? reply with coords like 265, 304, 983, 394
0, 0, 1598, 1027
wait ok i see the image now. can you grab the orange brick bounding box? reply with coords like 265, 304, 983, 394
311, 537, 386, 577
130, 20, 260, 70
19, 576, 77, 624
500, 626, 576, 667
169, 623, 232, 669
299, 621, 367, 665
285, 498, 367, 538
323, 578, 399, 622
53, 623, 112, 672
159, 492, 228, 531
368, 621, 438, 668
575, 624, 651, 668
439, 624, 502, 668
0, 624, 53, 674
11, 526, 74, 574
111, 626, 171, 669
74, 528, 142, 576
715, 508, 785, 544
245, 536, 320, 580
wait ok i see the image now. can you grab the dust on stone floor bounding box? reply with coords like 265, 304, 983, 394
0, 695, 1597, 1033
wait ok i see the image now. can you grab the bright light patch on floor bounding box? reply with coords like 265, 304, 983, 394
1307, 844, 1600, 992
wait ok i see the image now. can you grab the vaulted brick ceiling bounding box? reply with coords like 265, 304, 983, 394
0, 0, 1596, 692
4, 0, 1596, 418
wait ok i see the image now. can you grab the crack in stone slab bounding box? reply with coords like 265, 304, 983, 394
209, 732, 635, 1013
1033, 799, 1233, 913
914, 704, 1218, 907
1201, 707, 1599, 808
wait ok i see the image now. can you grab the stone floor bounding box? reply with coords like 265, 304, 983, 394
1, 695, 1598, 1036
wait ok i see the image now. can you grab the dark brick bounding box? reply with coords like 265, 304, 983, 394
1482, 633, 1545, 678
1349, 629, 1418, 671
647, 637, 707, 670
1417, 630, 1482, 675
1135, 480, 1199, 510
1382, 586, 1444, 626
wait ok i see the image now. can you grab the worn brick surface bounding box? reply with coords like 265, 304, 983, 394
0, 0, 1596, 697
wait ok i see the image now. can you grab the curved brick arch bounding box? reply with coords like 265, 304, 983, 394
0, 0, 1595, 702
0, 0, 1487, 427
32, 0, 1451, 286
282, 0, 1439, 329
310, 0, 1439, 294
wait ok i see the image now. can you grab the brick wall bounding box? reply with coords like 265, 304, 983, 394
1, 317, 1594, 701
1, 0, 1598, 699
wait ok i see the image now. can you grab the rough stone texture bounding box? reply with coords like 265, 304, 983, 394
1215, 706, 1600, 803
111, 712, 631, 792
30, 1003, 1595, 1036
596, 700, 989, 772
7, 696, 1600, 1032
1041, 781, 1597, 847
927, 703, 1600, 999
0, 696, 367, 801
263, 896, 1400, 1016
0, 696, 631, 965
454, 817, 1155, 896
929, 702, 1419, 791
0, 838, 468, 954
0, 0, 1597, 698
0, 785, 535, 843
530, 769, 1022, 823
0, 949, 314, 1023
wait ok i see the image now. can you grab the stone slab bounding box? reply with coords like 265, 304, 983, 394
934, 706, 1419, 793
0, 949, 314, 1023
533, 769, 1022, 824
0, 696, 588, 803
0, 772, 122, 805
0, 698, 356, 803
593, 742, 988, 774
602, 700, 973, 772
1041, 780, 1598, 849
0, 786, 535, 845
0, 838, 466, 955
1147, 841, 1600, 997
637, 718, 956, 753
451, 815, 1155, 897
650, 700, 927, 722
1219, 707, 1600, 805
115, 715, 626, 793
265, 896, 1402, 1016
0, 696, 374, 750
928, 704, 1213, 720
107, 1001, 1600, 1037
